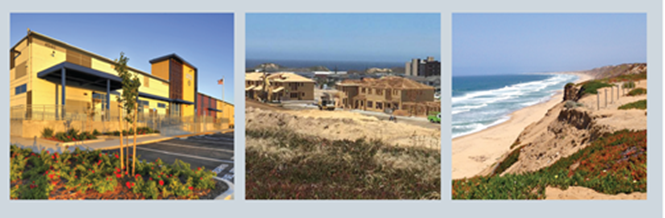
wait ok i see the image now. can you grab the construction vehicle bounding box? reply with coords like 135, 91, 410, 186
317, 93, 336, 111
427, 112, 441, 123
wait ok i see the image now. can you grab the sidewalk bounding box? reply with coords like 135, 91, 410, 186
10, 129, 234, 154
349, 109, 430, 122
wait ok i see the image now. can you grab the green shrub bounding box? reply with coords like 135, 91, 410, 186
41, 128, 54, 138
618, 100, 647, 110
581, 80, 613, 95
622, 81, 636, 89
627, 88, 646, 96
92, 129, 101, 136
66, 128, 79, 137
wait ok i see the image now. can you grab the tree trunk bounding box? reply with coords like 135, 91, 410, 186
133, 102, 138, 176
118, 106, 124, 173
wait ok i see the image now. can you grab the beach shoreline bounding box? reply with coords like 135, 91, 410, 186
451, 71, 593, 179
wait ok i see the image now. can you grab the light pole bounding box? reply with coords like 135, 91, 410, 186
218, 76, 225, 128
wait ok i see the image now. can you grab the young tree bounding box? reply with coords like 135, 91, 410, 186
114, 52, 141, 176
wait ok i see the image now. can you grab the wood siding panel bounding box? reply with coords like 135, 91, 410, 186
169, 59, 183, 100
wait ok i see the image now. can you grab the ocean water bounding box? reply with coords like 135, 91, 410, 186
246, 59, 404, 71
452, 74, 578, 138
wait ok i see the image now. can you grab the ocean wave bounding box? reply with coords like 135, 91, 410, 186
452, 74, 578, 138
452, 116, 511, 138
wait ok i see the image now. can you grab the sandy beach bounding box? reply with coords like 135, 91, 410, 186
451, 72, 593, 179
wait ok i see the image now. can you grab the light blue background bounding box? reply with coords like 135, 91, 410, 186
0, 1, 662, 218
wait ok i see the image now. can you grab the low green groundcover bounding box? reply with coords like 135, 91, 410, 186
10, 145, 220, 199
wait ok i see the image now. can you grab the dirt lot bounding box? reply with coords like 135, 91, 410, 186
245, 106, 440, 149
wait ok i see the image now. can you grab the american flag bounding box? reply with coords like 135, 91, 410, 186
217, 78, 224, 85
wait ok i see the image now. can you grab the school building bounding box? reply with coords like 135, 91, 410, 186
9, 30, 233, 137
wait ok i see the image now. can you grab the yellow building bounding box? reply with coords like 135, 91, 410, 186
9, 30, 231, 137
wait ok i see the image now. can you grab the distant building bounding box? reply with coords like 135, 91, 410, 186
313, 71, 348, 75
245, 72, 315, 101
405, 56, 440, 77
335, 76, 440, 116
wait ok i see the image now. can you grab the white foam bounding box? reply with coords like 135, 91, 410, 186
452, 74, 578, 138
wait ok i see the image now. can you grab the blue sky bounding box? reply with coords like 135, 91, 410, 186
11, 13, 234, 104
246, 13, 440, 63
453, 13, 646, 76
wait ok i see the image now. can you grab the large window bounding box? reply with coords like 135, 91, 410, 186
158, 103, 166, 108
14, 84, 27, 95
170, 104, 181, 117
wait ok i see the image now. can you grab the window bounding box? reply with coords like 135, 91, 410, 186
158, 103, 166, 108
377, 102, 383, 109
139, 100, 149, 108
170, 104, 181, 116
92, 93, 107, 100
301, 92, 305, 97
368, 89, 372, 95
367, 101, 373, 108
361, 88, 366, 94
14, 84, 27, 95
377, 89, 383, 95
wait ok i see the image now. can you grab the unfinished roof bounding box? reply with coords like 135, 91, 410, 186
245, 72, 314, 83
339, 76, 434, 90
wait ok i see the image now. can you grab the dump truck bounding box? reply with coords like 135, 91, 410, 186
317, 93, 336, 111
427, 112, 441, 123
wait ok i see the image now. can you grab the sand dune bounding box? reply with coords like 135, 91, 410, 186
451, 72, 592, 179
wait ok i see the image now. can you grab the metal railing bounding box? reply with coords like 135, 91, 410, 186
10, 104, 232, 137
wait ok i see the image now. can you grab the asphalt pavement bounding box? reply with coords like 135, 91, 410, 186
104, 131, 235, 183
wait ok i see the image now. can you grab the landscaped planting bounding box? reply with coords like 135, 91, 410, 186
452, 130, 646, 199
618, 100, 647, 110
42, 128, 98, 143
10, 145, 221, 199
246, 128, 440, 199
104, 127, 160, 136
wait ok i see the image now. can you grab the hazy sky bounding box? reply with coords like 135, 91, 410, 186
11, 13, 234, 104
246, 13, 441, 63
453, 13, 646, 76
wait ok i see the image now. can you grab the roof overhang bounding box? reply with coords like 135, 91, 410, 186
138, 92, 194, 105
149, 53, 197, 71
272, 87, 285, 93
37, 62, 123, 92
207, 107, 222, 112
172, 99, 194, 105
139, 92, 171, 102
245, 85, 256, 91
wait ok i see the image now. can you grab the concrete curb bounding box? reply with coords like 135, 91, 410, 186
97, 137, 175, 151
41, 138, 107, 147
98, 133, 161, 140
213, 177, 234, 200
96, 129, 234, 151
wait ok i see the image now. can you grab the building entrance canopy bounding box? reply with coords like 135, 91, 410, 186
37, 62, 123, 92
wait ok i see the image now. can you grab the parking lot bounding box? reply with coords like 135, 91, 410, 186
104, 131, 235, 183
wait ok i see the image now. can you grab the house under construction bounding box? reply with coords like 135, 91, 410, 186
335, 76, 440, 116
245, 72, 315, 102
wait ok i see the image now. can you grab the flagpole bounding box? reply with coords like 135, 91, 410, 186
222, 76, 224, 127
